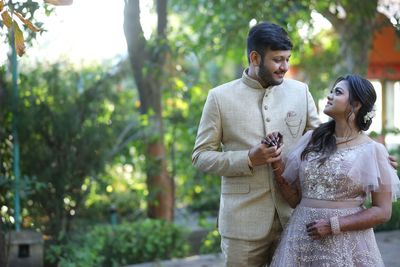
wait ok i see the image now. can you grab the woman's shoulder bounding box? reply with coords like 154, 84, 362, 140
302, 130, 313, 140
293, 130, 313, 148
349, 138, 390, 169
363, 137, 388, 155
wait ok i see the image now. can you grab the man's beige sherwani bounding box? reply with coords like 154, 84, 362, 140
192, 70, 320, 241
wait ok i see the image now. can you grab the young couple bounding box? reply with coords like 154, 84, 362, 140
192, 21, 399, 266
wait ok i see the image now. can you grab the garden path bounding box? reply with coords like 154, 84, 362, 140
127, 230, 400, 267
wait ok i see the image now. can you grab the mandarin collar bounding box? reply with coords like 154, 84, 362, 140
241, 68, 276, 90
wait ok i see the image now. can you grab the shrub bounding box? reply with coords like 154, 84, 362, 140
47, 219, 190, 267
199, 229, 221, 254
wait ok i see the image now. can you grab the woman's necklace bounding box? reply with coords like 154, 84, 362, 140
334, 133, 361, 145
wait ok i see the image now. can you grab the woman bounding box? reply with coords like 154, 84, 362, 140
268, 74, 400, 266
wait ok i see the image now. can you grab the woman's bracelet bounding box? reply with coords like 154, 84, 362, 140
330, 216, 341, 235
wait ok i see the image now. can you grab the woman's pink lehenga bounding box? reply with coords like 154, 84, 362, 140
270, 131, 400, 267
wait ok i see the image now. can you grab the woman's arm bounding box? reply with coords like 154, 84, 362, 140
263, 132, 301, 208
306, 190, 392, 240
339, 191, 392, 231
272, 159, 301, 208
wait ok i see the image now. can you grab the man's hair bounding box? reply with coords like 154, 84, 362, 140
247, 22, 293, 63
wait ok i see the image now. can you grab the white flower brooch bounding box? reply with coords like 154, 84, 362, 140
363, 107, 376, 123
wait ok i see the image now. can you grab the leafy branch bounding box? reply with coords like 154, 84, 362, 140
0, 0, 73, 56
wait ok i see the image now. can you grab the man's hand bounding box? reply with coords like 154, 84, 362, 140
389, 155, 398, 170
248, 143, 283, 167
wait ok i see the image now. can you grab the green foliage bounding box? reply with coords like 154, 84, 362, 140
163, 66, 221, 214
0, 62, 139, 238
199, 229, 221, 255
388, 144, 400, 178
170, 0, 312, 66
79, 161, 148, 224
0, 0, 52, 47
296, 28, 341, 101
46, 219, 190, 267
169, 0, 399, 98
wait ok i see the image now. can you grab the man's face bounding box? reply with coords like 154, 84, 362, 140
257, 49, 291, 87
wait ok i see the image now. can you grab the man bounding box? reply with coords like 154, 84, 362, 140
192, 22, 320, 266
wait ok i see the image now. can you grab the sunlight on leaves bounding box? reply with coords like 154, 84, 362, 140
191, 85, 203, 97
140, 114, 149, 126
174, 78, 185, 89
106, 185, 113, 193
134, 100, 141, 108
194, 185, 202, 194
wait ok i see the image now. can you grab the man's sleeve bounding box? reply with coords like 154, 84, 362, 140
305, 87, 321, 131
191, 90, 253, 177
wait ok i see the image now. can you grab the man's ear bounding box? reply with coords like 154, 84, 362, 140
249, 51, 261, 66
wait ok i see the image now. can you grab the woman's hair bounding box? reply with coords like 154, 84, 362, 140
301, 74, 377, 163
247, 22, 293, 63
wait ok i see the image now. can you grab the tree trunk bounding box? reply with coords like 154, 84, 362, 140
318, 0, 378, 74
123, 0, 174, 221
0, 220, 5, 267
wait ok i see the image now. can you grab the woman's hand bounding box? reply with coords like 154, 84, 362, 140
306, 219, 332, 240
262, 132, 283, 148
389, 155, 398, 170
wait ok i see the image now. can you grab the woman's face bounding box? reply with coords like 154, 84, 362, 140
323, 80, 353, 120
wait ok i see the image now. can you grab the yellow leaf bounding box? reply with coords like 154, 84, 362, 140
13, 22, 25, 57
14, 11, 42, 32
134, 100, 141, 108
0, 1, 4, 12
1, 10, 13, 28
44, 0, 73, 6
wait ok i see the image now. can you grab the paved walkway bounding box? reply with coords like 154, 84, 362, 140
128, 230, 400, 267
375, 230, 400, 267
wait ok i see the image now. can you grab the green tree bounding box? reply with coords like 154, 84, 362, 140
124, 0, 174, 221
311, 0, 378, 74
1, 1, 51, 262
172, 0, 399, 84
0, 66, 6, 267
0, 62, 138, 265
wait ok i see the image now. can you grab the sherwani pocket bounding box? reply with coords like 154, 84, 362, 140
285, 117, 302, 138
222, 184, 250, 194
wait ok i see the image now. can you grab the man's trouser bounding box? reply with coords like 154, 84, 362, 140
221, 211, 283, 267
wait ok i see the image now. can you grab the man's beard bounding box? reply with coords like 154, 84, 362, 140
258, 59, 284, 87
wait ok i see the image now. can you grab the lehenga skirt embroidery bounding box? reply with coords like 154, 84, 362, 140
270, 206, 385, 267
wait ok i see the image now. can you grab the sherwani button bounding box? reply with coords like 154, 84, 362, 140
266, 118, 271, 122
264, 105, 268, 110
